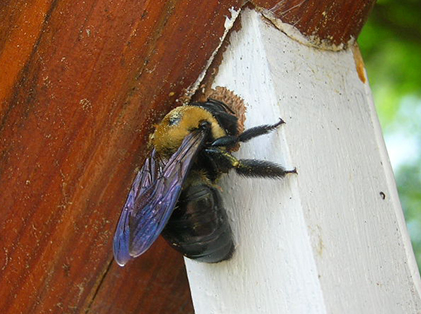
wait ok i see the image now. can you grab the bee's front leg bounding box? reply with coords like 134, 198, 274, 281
210, 118, 285, 148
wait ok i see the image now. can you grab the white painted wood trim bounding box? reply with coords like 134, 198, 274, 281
185, 8, 421, 314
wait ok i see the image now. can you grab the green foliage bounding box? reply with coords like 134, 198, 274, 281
397, 163, 421, 266
359, 0, 421, 268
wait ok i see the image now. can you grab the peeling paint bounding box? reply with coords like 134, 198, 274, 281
352, 42, 367, 83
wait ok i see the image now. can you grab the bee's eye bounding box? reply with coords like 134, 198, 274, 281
168, 115, 181, 126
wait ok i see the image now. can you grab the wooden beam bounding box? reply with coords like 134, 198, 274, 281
0, 1, 244, 313
252, 0, 375, 48
185, 8, 421, 313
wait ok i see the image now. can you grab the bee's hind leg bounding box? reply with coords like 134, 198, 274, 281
235, 159, 297, 179
204, 147, 296, 179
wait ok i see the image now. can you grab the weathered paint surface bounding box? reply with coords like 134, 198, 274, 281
185, 9, 421, 314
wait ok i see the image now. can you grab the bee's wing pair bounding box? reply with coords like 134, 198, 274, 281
113, 129, 207, 266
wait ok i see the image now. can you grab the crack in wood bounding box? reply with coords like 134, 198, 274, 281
84, 258, 114, 313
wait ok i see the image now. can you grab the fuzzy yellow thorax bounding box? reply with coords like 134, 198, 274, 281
151, 106, 226, 157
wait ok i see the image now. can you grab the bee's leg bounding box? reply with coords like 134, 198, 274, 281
235, 159, 297, 179
204, 148, 239, 174
205, 147, 296, 179
210, 135, 237, 148
211, 118, 285, 148
238, 118, 285, 143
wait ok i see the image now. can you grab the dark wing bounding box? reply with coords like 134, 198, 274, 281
113, 129, 207, 266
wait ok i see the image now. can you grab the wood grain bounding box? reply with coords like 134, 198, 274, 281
252, 0, 375, 47
0, 0, 242, 313
0, 0, 375, 313
88, 237, 193, 314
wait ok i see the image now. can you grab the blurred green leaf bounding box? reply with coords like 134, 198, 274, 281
359, 0, 421, 269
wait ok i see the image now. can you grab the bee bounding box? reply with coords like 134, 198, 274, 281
113, 99, 296, 266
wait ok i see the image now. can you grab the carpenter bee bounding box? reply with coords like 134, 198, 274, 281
113, 99, 296, 266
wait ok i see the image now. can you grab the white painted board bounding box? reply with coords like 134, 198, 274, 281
185, 8, 421, 314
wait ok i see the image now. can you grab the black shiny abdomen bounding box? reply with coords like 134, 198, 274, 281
162, 175, 234, 263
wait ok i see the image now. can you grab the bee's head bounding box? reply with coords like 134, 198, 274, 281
151, 106, 226, 157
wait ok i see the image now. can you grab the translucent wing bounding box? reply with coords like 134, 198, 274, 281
112, 150, 160, 266
113, 129, 206, 266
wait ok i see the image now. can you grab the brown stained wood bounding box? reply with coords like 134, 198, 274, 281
0, 0, 56, 109
252, 0, 376, 47
88, 237, 194, 314
0, 0, 243, 313
0, 0, 375, 313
